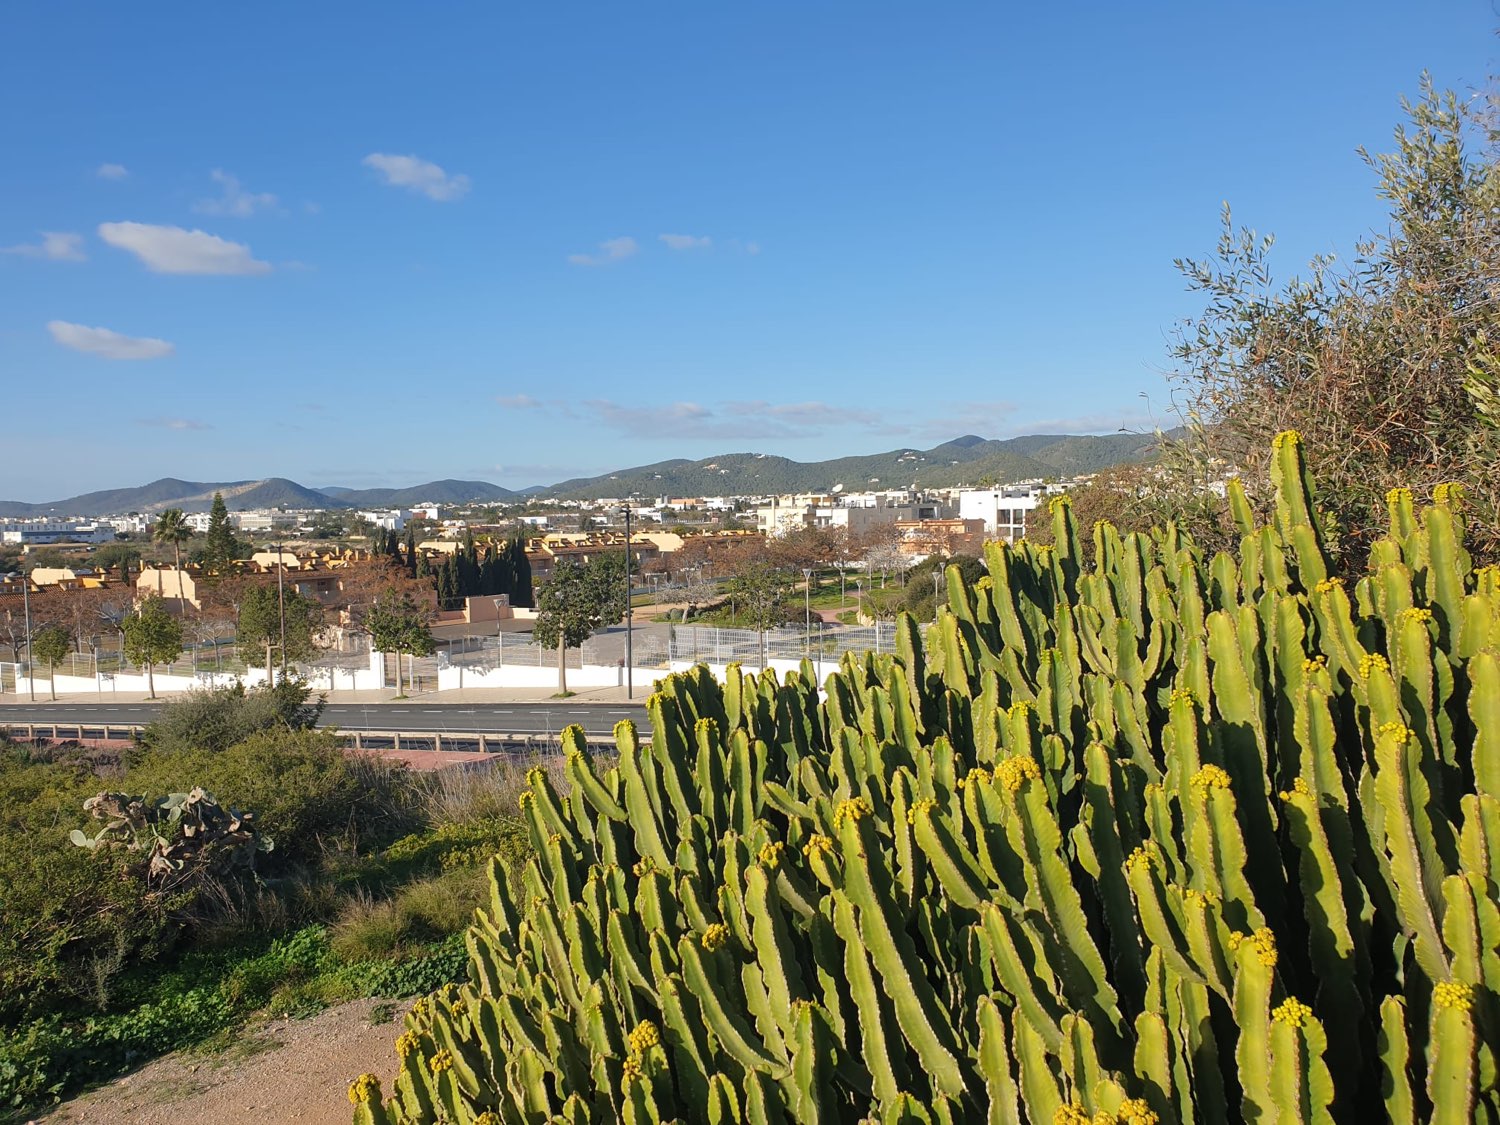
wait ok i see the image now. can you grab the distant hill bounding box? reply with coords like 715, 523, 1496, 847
0, 433, 1164, 516
0, 477, 352, 517
325, 480, 518, 507
537, 432, 1164, 500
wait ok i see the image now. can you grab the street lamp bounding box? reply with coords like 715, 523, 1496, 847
802, 567, 813, 659
274, 542, 288, 684
620, 503, 634, 700
7, 572, 35, 701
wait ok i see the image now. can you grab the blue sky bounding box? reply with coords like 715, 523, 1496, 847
1, 3, 1494, 500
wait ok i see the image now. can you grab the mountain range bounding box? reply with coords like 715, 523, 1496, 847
0, 432, 1161, 517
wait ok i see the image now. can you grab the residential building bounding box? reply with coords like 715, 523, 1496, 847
956, 485, 1046, 542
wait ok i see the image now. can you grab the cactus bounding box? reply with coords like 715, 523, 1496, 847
361, 435, 1500, 1123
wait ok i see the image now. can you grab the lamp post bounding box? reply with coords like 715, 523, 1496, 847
620, 503, 634, 699
17, 573, 34, 701
802, 567, 813, 659
274, 542, 288, 684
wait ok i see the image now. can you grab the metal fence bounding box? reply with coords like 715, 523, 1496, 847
667, 622, 898, 666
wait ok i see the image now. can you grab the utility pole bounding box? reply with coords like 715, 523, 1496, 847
21, 571, 34, 701
276, 543, 287, 684
621, 503, 634, 699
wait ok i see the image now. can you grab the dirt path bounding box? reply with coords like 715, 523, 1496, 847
39, 998, 412, 1125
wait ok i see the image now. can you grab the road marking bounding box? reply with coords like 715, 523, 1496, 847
423, 709, 442, 713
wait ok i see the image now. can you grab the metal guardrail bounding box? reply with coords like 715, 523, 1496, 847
2, 722, 144, 743
1, 722, 611, 759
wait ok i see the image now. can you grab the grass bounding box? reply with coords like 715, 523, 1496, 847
0, 753, 543, 1122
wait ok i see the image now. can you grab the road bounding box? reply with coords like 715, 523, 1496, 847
0, 702, 650, 737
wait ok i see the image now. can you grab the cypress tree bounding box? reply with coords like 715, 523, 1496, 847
509, 534, 533, 607
404, 526, 417, 576
203, 492, 241, 573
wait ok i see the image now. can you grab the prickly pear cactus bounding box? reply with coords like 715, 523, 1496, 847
353, 434, 1498, 1124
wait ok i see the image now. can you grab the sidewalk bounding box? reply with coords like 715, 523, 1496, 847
0, 679, 667, 708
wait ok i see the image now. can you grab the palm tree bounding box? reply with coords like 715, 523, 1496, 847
152, 509, 193, 617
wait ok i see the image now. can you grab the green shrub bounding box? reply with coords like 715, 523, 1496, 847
138, 677, 325, 756
125, 729, 418, 866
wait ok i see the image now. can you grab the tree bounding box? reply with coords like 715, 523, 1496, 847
93, 542, 141, 583
30, 624, 70, 700
1166, 77, 1500, 559
152, 509, 193, 612
121, 595, 183, 699
532, 556, 624, 694
725, 561, 793, 669
364, 587, 436, 696
236, 583, 324, 684
200, 493, 245, 575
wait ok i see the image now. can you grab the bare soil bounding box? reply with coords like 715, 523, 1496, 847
37, 998, 412, 1125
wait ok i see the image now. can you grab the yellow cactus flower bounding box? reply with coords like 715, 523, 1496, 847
1301, 654, 1327, 675
1278, 777, 1314, 801
1169, 687, 1198, 709
628, 1020, 661, 1052
475, 1113, 502, 1125
621, 1052, 643, 1086
1272, 998, 1314, 1027
1053, 1102, 1093, 1125
802, 833, 834, 858
1433, 981, 1473, 1011
449, 998, 467, 1019
1191, 765, 1232, 792
518, 790, 534, 809
700, 923, 731, 952
1314, 577, 1344, 594
395, 1029, 420, 1058
907, 797, 937, 824
1386, 486, 1413, 505
1399, 607, 1434, 625
1049, 494, 1072, 513
1378, 721, 1413, 744
525, 765, 546, 786
347, 1074, 381, 1105
1358, 653, 1389, 679
833, 796, 873, 828
428, 1049, 454, 1074
1227, 926, 1278, 967
1272, 429, 1303, 448
996, 755, 1041, 793
758, 841, 785, 869
1433, 482, 1466, 506
1118, 1099, 1159, 1125
1124, 846, 1156, 877
1008, 700, 1033, 718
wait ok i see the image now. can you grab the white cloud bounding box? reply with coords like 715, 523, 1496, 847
96, 163, 128, 180
496, 394, 543, 409
3, 231, 86, 262
362, 153, 471, 201
568, 236, 639, 267
137, 416, 211, 431
97, 221, 271, 275
745, 241, 761, 256
659, 233, 711, 251
47, 320, 175, 360
195, 169, 278, 217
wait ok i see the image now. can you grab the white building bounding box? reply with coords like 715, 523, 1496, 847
0, 520, 116, 546
359, 509, 409, 531
956, 485, 1046, 543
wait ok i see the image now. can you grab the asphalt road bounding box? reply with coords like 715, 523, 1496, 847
0, 702, 650, 737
